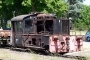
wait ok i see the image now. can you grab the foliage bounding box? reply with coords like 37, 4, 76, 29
46, 0, 68, 17
77, 5, 90, 30
67, 0, 84, 30
0, 0, 68, 29
0, 0, 68, 18
68, 0, 83, 18
1, 0, 89, 30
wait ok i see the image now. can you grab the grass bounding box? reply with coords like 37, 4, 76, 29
0, 46, 89, 60
0, 49, 77, 60
0, 30, 88, 60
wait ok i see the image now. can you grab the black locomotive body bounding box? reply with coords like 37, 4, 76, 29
11, 12, 82, 53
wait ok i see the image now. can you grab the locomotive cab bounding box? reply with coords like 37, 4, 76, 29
11, 12, 74, 53
11, 13, 57, 47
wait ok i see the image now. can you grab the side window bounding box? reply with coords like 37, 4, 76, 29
25, 20, 32, 28
14, 21, 22, 32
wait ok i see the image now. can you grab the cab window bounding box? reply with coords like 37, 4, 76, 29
14, 21, 22, 32
25, 19, 32, 29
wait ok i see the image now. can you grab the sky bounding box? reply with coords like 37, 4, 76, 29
83, 0, 90, 5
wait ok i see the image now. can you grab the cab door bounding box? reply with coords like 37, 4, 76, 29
12, 21, 23, 47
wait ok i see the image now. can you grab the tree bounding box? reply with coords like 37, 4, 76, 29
22, 0, 68, 18
0, 0, 68, 28
0, 0, 30, 29
46, 0, 68, 18
68, 0, 84, 17
0, 0, 7, 29
66, 0, 84, 29
78, 5, 90, 30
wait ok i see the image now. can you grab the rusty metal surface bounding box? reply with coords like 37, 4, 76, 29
49, 35, 83, 53
0, 30, 11, 37
10, 12, 83, 54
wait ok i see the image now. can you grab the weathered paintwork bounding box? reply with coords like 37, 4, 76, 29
11, 12, 83, 53
0, 30, 11, 37
0, 30, 11, 45
49, 35, 83, 53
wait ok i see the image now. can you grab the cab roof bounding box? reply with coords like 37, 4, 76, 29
11, 12, 55, 21
11, 14, 30, 21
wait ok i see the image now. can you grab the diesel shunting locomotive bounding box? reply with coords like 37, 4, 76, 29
10, 12, 83, 53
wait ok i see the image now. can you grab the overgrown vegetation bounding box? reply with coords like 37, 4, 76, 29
0, 0, 90, 30
77, 5, 90, 30
0, 0, 68, 29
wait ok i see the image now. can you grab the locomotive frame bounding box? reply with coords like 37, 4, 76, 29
11, 12, 83, 53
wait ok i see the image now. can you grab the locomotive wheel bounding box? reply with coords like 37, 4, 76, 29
44, 45, 49, 50
1, 41, 7, 47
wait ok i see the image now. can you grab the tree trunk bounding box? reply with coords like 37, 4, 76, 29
1, 0, 6, 29
31, 0, 36, 12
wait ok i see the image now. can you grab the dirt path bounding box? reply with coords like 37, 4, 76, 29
0, 41, 90, 60
64, 41, 90, 60
82, 41, 90, 51
0, 48, 77, 60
